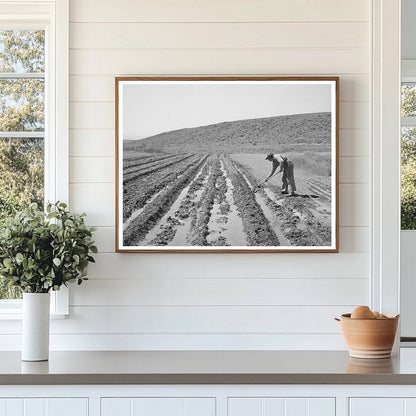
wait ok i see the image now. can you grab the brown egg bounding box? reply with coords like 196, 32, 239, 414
351, 306, 376, 319
373, 311, 380, 318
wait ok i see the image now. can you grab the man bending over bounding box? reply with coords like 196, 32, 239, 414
264, 152, 297, 196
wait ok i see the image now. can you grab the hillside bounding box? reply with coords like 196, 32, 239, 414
125, 112, 331, 154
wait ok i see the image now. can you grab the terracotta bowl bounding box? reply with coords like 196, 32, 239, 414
337, 313, 399, 359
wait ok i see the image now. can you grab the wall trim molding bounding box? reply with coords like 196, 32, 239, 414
371, 0, 401, 315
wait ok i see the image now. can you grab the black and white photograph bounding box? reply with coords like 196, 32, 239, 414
116, 77, 338, 252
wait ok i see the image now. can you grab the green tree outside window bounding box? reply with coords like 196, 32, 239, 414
0, 30, 45, 299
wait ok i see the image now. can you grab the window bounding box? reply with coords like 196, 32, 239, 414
0, 29, 45, 299
0, 0, 69, 314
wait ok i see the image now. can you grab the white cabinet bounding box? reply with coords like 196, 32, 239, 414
0, 398, 88, 416
101, 398, 215, 416
350, 398, 416, 416
228, 397, 335, 416
4, 385, 416, 416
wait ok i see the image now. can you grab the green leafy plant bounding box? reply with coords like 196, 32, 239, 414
0, 202, 97, 293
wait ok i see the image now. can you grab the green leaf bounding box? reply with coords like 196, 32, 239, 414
0, 200, 96, 293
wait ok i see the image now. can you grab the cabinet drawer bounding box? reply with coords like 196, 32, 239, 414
349, 398, 416, 416
101, 397, 215, 416
228, 397, 335, 416
0, 398, 88, 416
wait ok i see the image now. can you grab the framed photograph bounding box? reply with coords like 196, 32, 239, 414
116, 77, 339, 253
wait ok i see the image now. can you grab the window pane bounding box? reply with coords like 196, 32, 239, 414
0, 30, 45, 73
0, 138, 44, 300
401, 127, 416, 230
0, 78, 44, 131
402, 83, 416, 117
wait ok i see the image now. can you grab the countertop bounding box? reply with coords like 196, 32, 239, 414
2, 349, 416, 385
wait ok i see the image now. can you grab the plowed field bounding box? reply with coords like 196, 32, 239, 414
122, 152, 332, 248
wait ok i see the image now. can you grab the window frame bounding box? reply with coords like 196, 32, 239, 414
0, 0, 69, 316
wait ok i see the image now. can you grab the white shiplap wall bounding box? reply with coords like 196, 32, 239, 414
56, 0, 371, 350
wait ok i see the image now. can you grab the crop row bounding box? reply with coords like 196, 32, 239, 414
306, 179, 331, 201
123, 154, 203, 222
123, 155, 208, 246
144, 158, 213, 246
186, 157, 223, 246
123, 153, 179, 173
258, 180, 331, 246
123, 154, 194, 184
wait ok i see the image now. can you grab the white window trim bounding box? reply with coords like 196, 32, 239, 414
371, 0, 401, 324
0, 0, 69, 317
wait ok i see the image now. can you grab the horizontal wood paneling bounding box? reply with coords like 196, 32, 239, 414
339, 102, 369, 129
339, 157, 369, 183
0, 333, 347, 350
70, 74, 369, 103
69, 130, 114, 157
0, 305, 355, 335
92, 226, 369, 254
339, 184, 369, 227
70, 22, 368, 50
70, 278, 368, 306
70, 103, 113, 129
86, 253, 369, 279
70, 49, 368, 75
92, 227, 115, 253
69, 101, 368, 130
61, 0, 372, 351
339, 129, 369, 157
69, 157, 114, 183
69, 0, 369, 23
69, 183, 114, 226
59, 306, 352, 334
339, 227, 369, 253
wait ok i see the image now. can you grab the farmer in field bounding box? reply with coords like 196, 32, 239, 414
264, 152, 297, 196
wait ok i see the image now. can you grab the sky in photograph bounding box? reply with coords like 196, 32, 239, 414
121, 81, 333, 140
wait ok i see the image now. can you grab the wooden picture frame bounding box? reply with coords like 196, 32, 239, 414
115, 77, 339, 253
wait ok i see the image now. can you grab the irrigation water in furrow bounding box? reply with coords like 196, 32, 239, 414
140, 158, 212, 246
123, 155, 208, 246
232, 163, 289, 246
170, 163, 212, 246
224, 159, 280, 246
186, 157, 223, 246
206, 159, 246, 246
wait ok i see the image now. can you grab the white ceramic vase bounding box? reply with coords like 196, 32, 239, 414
22, 293, 50, 361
